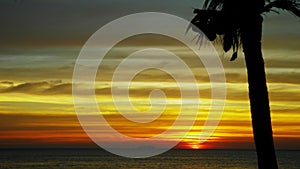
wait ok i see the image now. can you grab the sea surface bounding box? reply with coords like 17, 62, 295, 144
0, 149, 299, 169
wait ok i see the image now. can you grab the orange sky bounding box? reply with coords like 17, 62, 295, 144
0, 1, 299, 150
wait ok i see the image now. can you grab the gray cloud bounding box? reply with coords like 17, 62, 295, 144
0, 80, 71, 95
0, 0, 199, 47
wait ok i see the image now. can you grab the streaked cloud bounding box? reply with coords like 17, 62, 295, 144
0, 1, 299, 149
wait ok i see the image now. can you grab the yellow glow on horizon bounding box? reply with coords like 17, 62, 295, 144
1, 80, 300, 148
0, 41, 300, 149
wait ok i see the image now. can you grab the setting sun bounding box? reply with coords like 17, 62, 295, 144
191, 144, 201, 149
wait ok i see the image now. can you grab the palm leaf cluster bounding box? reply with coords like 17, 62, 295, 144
189, 0, 300, 61
263, 0, 300, 16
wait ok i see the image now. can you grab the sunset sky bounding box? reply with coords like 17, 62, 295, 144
0, 0, 299, 150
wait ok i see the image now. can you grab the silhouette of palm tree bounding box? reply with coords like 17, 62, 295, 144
189, 0, 300, 168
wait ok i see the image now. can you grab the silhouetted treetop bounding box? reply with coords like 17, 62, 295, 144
189, 0, 300, 61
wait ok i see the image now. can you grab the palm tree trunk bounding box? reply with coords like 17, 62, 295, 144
241, 15, 278, 169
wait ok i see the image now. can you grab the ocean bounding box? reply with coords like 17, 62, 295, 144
0, 149, 299, 169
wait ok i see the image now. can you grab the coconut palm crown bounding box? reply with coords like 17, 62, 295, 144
189, 0, 300, 60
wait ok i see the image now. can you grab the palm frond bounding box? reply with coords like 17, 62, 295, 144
203, 0, 225, 10
263, 0, 300, 17
230, 51, 238, 61
190, 0, 238, 54
204, 0, 273, 10
195, 0, 298, 61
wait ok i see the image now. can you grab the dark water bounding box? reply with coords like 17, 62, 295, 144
0, 149, 299, 169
